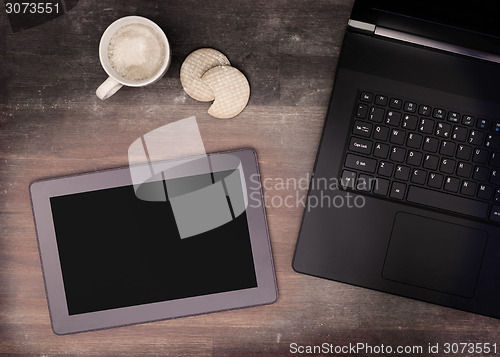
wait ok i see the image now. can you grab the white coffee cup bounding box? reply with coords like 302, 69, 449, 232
96, 16, 171, 100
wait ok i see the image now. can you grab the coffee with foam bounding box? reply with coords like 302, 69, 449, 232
108, 23, 166, 82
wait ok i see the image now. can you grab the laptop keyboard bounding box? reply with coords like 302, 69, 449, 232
341, 90, 500, 223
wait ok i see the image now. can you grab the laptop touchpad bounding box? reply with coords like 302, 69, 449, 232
382, 212, 488, 298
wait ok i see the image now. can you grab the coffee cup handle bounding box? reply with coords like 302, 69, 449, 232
96, 77, 123, 100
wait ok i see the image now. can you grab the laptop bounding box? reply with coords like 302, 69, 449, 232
293, 0, 500, 318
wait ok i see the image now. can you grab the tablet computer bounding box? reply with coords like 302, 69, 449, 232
30, 148, 277, 334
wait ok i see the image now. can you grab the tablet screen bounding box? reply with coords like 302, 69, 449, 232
50, 171, 257, 316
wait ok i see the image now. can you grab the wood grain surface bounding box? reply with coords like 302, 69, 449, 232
1, 0, 499, 356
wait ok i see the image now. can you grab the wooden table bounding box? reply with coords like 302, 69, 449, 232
1, 0, 499, 355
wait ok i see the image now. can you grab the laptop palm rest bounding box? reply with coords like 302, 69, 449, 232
382, 212, 488, 298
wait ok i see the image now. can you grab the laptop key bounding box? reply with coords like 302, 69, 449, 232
444, 177, 460, 192
406, 132, 422, 148
419, 118, 434, 134
477, 118, 489, 130
385, 111, 402, 126
394, 165, 411, 181
457, 162, 472, 177
492, 122, 500, 133
439, 158, 456, 174
352, 120, 372, 137
456, 144, 472, 160
433, 108, 446, 119
374, 95, 388, 106
360, 92, 373, 102
494, 188, 500, 203
462, 115, 475, 126
407, 150, 422, 166
389, 98, 402, 109
477, 184, 493, 200
423, 154, 439, 170
469, 130, 484, 146
407, 186, 489, 219
389, 129, 405, 145
404, 101, 416, 113
357, 174, 373, 191
447, 111, 460, 123
390, 147, 406, 162
373, 125, 390, 141
349, 137, 372, 155
378, 161, 394, 177
369, 107, 385, 123
486, 134, 500, 150
373, 178, 390, 196
428, 173, 444, 189
411, 169, 427, 184
418, 104, 431, 116
473, 166, 489, 181
345, 153, 376, 173
423, 155, 439, 170
402, 114, 418, 130
490, 152, 500, 168
356, 103, 368, 118
373, 143, 389, 158
461, 180, 476, 196
491, 170, 500, 185
423, 137, 439, 152
341, 170, 357, 189
439, 141, 456, 156
473, 148, 489, 164
390, 182, 406, 199
435, 122, 451, 138
490, 205, 500, 222
452, 126, 467, 142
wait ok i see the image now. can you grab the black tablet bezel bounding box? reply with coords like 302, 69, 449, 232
30, 148, 277, 334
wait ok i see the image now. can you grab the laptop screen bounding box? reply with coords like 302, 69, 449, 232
371, 0, 500, 39
351, 0, 500, 55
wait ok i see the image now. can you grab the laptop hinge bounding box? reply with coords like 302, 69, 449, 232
375, 27, 500, 65
348, 19, 375, 35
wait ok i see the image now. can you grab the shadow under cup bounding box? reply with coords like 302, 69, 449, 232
97, 16, 171, 98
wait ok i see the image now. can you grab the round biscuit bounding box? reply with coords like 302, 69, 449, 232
201, 65, 250, 119
180, 48, 231, 102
